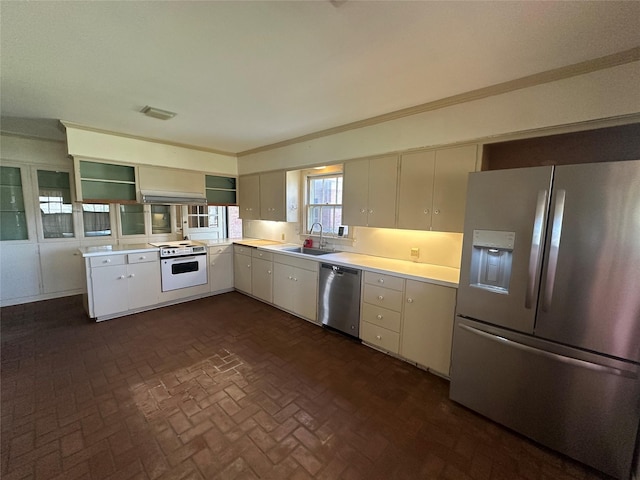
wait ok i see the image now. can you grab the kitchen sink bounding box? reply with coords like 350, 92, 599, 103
282, 247, 333, 256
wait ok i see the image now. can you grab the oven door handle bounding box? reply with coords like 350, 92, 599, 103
168, 255, 200, 262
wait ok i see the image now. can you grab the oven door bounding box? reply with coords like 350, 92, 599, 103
160, 254, 207, 292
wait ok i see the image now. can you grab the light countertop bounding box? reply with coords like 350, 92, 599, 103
77, 238, 460, 287
258, 244, 460, 288
78, 243, 158, 257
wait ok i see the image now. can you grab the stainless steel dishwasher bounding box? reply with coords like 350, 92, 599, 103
318, 263, 362, 338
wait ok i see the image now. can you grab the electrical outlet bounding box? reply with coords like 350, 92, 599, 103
410, 247, 420, 257
281, 233, 285, 241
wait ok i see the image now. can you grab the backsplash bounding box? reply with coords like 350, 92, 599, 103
244, 220, 463, 269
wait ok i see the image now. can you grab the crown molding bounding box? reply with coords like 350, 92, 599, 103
237, 47, 640, 157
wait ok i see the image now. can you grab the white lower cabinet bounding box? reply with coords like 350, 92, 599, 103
400, 279, 457, 377
272, 253, 318, 322
233, 246, 252, 294
251, 249, 273, 303
86, 252, 160, 320
39, 241, 84, 294
360, 271, 457, 377
209, 245, 234, 293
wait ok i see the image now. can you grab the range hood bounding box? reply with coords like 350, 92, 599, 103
139, 190, 207, 205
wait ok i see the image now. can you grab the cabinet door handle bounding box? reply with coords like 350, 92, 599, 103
378, 279, 384, 284
368, 209, 373, 214
268, 270, 272, 275
423, 209, 429, 215
376, 335, 382, 340
118, 275, 125, 280
293, 277, 298, 282
129, 274, 135, 278
247, 264, 251, 268
407, 298, 413, 303
377, 295, 384, 300
434, 209, 440, 215
360, 208, 366, 214
377, 314, 383, 320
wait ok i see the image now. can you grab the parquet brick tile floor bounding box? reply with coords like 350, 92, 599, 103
1, 293, 613, 479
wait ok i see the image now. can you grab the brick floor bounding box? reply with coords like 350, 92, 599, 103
1, 293, 613, 479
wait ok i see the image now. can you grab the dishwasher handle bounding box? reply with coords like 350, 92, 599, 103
321, 263, 361, 276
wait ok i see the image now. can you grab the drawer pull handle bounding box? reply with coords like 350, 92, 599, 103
378, 279, 384, 284
407, 298, 414, 303
104, 259, 111, 263
118, 275, 125, 280
139, 256, 145, 260
376, 335, 382, 340
377, 295, 384, 300
129, 274, 135, 278
377, 314, 383, 320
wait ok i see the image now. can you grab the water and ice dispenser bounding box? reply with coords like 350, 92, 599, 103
469, 230, 515, 294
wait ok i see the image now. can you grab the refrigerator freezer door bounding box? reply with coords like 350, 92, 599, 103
536, 160, 640, 362
456, 166, 553, 333
450, 317, 640, 480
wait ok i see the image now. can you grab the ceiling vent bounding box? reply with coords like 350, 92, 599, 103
140, 105, 177, 120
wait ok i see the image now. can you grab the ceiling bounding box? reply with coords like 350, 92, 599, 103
1, 1, 639, 154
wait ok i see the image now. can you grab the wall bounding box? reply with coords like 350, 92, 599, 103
239, 62, 640, 268
238, 62, 640, 173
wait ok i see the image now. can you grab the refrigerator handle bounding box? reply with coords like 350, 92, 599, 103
542, 189, 566, 311
459, 323, 637, 379
525, 189, 548, 309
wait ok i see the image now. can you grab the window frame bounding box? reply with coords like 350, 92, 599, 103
35, 168, 77, 241
304, 169, 347, 239
181, 205, 229, 240
1, 163, 35, 242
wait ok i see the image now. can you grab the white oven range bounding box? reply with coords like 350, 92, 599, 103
150, 241, 207, 292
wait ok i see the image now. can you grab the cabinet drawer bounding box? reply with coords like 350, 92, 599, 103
273, 253, 318, 272
252, 249, 273, 261
361, 303, 401, 333
364, 271, 404, 291
209, 244, 233, 255
234, 245, 254, 255
89, 255, 125, 268
363, 284, 403, 312
127, 252, 159, 264
361, 322, 400, 354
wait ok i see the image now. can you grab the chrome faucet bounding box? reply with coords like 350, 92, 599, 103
309, 222, 324, 249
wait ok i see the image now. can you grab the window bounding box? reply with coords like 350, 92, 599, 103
306, 173, 346, 236
37, 170, 74, 239
183, 205, 241, 239
151, 205, 171, 234
83, 204, 111, 237
0, 166, 28, 241
119, 204, 145, 236
184, 205, 227, 239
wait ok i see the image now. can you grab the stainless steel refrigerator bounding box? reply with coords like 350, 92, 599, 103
450, 160, 640, 480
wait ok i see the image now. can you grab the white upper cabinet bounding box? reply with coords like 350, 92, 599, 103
398, 145, 478, 232
343, 155, 398, 228
238, 174, 260, 220
239, 171, 299, 222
